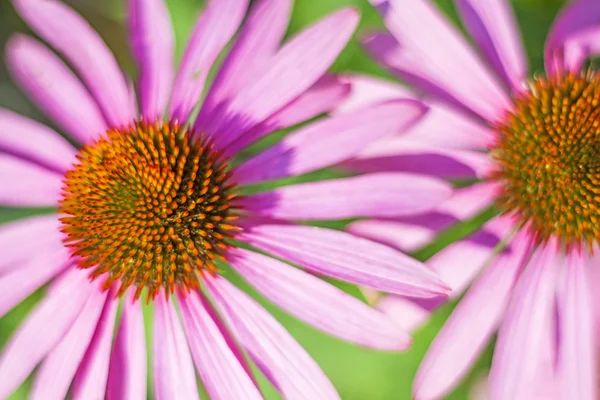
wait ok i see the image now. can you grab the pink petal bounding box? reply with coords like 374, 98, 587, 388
375, 295, 432, 332
413, 231, 533, 400
488, 242, 560, 400
455, 0, 528, 91
5, 35, 107, 144
152, 294, 198, 400
234, 100, 427, 184
0, 269, 91, 399
228, 247, 412, 349
545, 0, 600, 73
72, 295, 119, 400
241, 172, 452, 220
557, 253, 597, 400
169, 0, 249, 122
239, 222, 450, 298
128, 0, 175, 120
13, 0, 135, 126
198, 8, 359, 146
0, 109, 76, 172
0, 153, 63, 207
107, 294, 147, 400
206, 276, 340, 399
365, 0, 512, 122
178, 290, 262, 400
333, 74, 414, 114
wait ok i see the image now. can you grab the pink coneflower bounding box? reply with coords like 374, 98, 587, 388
0, 0, 452, 398
341, 0, 600, 399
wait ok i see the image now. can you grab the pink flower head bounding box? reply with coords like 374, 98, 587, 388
0, 0, 452, 398
343, 0, 600, 398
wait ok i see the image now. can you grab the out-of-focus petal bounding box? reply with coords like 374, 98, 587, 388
333, 74, 414, 114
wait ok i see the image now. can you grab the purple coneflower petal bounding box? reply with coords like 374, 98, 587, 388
13, 0, 135, 126
234, 100, 426, 185
153, 295, 198, 400
228, 247, 412, 350
72, 296, 119, 400
454, 0, 528, 91
365, 0, 511, 121
558, 253, 596, 400
333, 74, 414, 114
5, 35, 107, 145
0, 269, 91, 399
544, 0, 600, 73
241, 172, 451, 220
169, 0, 249, 123
0, 109, 76, 173
30, 287, 108, 400
376, 295, 432, 333
178, 290, 262, 400
239, 223, 450, 298
128, 0, 175, 121
413, 231, 532, 400
488, 242, 559, 400
206, 276, 340, 400
0, 154, 63, 207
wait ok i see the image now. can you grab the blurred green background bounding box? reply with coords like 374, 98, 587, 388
0, 0, 568, 398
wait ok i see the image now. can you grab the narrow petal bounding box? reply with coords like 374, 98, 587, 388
30, 286, 108, 400
365, 0, 512, 121
234, 100, 427, 185
169, 0, 249, 122
13, 0, 135, 126
0, 109, 76, 172
128, 0, 175, 120
455, 0, 528, 90
0, 154, 63, 207
375, 295, 432, 332
152, 294, 199, 400
545, 0, 600, 73
558, 253, 596, 400
0, 269, 91, 399
178, 291, 262, 400
241, 172, 452, 220
72, 296, 119, 400
239, 222, 450, 298
333, 74, 414, 114
228, 247, 412, 349
206, 276, 340, 399
413, 232, 532, 400
488, 243, 560, 400
5, 35, 107, 144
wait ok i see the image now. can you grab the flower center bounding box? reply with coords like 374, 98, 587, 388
59, 121, 239, 300
491, 71, 600, 248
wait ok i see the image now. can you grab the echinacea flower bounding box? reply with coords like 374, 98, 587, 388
340, 0, 600, 398
0, 0, 453, 398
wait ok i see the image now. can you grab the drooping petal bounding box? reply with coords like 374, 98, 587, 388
413, 232, 532, 400
557, 253, 597, 400
152, 294, 198, 400
178, 291, 262, 400
72, 296, 119, 400
241, 172, 451, 220
0, 154, 63, 207
0, 109, 76, 173
128, 0, 175, 120
169, 0, 249, 122
454, 0, 528, 90
206, 276, 340, 399
234, 100, 427, 184
0, 269, 91, 399
228, 247, 412, 349
13, 0, 135, 126
238, 222, 450, 298
488, 242, 560, 400
30, 287, 108, 400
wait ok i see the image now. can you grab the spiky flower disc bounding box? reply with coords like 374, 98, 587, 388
59, 121, 239, 300
491, 71, 600, 249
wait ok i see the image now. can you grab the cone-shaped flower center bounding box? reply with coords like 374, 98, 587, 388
59, 121, 239, 300
491, 71, 600, 249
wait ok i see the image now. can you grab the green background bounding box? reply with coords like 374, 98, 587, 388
0, 0, 567, 398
